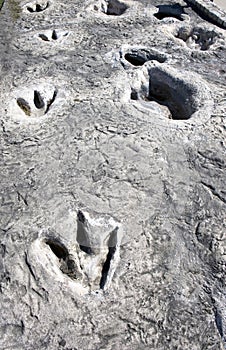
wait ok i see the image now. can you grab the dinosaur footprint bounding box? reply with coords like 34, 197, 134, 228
38, 30, 69, 42
27, 210, 123, 295
26, 0, 49, 13
16, 85, 57, 118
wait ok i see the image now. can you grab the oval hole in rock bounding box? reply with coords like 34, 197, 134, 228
45, 239, 68, 260
147, 71, 196, 120
125, 53, 147, 66
125, 50, 166, 66
154, 4, 185, 21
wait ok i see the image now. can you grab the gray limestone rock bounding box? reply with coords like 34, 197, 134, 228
0, 0, 225, 349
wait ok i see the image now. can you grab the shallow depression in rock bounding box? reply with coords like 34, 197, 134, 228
176, 26, 220, 51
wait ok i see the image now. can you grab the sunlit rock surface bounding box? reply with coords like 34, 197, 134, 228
0, 0, 225, 349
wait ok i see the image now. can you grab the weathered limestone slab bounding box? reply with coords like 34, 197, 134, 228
187, 0, 226, 28
0, 0, 225, 349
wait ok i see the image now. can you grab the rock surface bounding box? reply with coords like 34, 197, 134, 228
0, 0, 225, 349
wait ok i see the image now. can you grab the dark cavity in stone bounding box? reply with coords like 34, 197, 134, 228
99, 230, 118, 289
130, 89, 139, 100
34, 90, 45, 109
105, 0, 128, 15
52, 30, 58, 40
27, 2, 49, 13
45, 239, 68, 260
132, 67, 198, 120
154, 4, 185, 21
148, 76, 195, 120
125, 49, 166, 66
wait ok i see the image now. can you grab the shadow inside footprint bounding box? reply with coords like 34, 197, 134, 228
34, 90, 45, 109
27, 1, 49, 13
17, 98, 31, 116
16, 88, 57, 117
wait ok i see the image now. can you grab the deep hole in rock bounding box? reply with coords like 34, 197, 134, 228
125, 53, 147, 66
45, 239, 79, 279
77, 210, 85, 223
52, 30, 58, 40
99, 229, 118, 289
105, 0, 128, 15
147, 72, 196, 120
132, 68, 198, 120
80, 245, 93, 254
45, 89, 57, 114
131, 89, 139, 100
17, 98, 31, 116
34, 90, 45, 109
36, 4, 43, 12
100, 246, 116, 289
154, 4, 185, 21
77, 211, 93, 255
124, 49, 167, 66
45, 239, 68, 260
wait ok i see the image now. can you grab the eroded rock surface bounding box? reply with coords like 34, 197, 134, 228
0, 0, 225, 349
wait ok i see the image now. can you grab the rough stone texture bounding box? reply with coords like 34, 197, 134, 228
0, 0, 225, 349
186, 0, 226, 28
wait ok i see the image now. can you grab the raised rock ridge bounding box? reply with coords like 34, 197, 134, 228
186, 0, 226, 28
